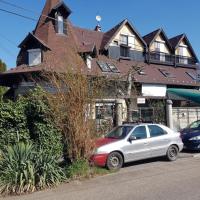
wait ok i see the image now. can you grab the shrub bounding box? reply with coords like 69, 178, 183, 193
35, 152, 66, 189
0, 142, 36, 194
0, 142, 66, 195
0, 100, 30, 150
25, 88, 63, 158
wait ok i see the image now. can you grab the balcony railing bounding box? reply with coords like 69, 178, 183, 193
175, 55, 196, 66
148, 51, 197, 67
149, 51, 174, 65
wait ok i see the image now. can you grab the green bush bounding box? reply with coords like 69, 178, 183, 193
25, 88, 63, 158
0, 142, 66, 195
0, 88, 63, 158
0, 100, 30, 150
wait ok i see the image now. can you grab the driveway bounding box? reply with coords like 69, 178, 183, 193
4, 152, 200, 200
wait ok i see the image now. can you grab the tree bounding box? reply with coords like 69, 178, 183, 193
0, 59, 7, 72
0, 59, 7, 100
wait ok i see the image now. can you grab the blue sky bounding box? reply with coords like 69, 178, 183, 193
0, 0, 199, 68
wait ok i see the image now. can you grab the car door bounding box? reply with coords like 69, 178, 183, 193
122, 125, 151, 162
147, 125, 170, 157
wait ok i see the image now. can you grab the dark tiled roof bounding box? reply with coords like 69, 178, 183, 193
88, 55, 199, 87
73, 26, 104, 51
143, 29, 160, 45
169, 34, 184, 48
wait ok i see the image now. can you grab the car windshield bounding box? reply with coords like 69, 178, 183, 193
105, 126, 134, 139
188, 120, 200, 129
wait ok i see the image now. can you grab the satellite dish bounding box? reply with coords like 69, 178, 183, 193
96, 15, 102, 22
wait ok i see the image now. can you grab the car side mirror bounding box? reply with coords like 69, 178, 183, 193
128, 135, 137, 142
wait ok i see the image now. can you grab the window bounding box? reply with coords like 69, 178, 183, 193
120, 46, 130, 58
28, 49, 41, 66
97, 61, 120, 73
97, 61, 111, 72
186, 72, 200, 81
105, 126, 133, 139
130, 126, 147, 140
57, 15, 64, 34
107, 63, 120, 73
154, 41, 165, 61
120, 35, 128, 46
159, 69, 176, 78
148, 125, 167, 137
178, 46, 188, 64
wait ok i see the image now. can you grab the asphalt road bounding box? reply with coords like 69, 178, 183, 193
3, 152, 200, 200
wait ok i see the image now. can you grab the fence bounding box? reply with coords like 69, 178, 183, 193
172, 107, 200, 131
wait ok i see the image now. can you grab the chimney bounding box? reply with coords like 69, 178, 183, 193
94, 24, 101, 32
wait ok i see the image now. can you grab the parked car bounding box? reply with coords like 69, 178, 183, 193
90, 123, 183, 170
181, 120, 200, 150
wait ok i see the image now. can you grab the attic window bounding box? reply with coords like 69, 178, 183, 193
57, 15, 64, 34
120, 35, 128, 46
97, 61, 120, 73
28, 49, 41, 66
159, 69, 176, 78
186, 72, 199, 81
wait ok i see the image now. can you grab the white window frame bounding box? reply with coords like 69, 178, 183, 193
28, 49, 42, 66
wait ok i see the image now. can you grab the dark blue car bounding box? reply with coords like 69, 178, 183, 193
181, 120, 200, 150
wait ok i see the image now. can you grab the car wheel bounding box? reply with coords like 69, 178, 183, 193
106, 152, 123, 170
166, 145, 179, 161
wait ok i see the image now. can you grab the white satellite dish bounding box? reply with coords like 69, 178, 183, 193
96, 15, 102, 22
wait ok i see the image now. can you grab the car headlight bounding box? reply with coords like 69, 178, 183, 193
189, 136, 200, 141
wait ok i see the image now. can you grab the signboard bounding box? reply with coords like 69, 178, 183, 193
137, 98, 146, 104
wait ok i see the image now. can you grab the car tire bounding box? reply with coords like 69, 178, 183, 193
106, 152, 123, 170
166, 145, 179, 161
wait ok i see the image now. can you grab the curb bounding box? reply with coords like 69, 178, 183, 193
193, 154, 200, 158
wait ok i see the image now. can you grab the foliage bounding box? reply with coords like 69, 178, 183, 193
44, 72, 96, 162
0, 143, 36, 194
35, 152, 66, 190
0, 142, 66, 195
0, 59, 7, 100
0, 59, 6, 72
65, 159, 90, 179
0, 100, 30, 150
25, 88, 63, 158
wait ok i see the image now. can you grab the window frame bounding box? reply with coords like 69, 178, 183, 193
27, 48, 42, 66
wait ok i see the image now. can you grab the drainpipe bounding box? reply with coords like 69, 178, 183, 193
166, 99, 173, 129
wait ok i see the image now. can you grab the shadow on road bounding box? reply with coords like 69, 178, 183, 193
123, 157, 167, 168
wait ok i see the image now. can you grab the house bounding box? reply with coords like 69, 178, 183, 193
0, 0, 200, 129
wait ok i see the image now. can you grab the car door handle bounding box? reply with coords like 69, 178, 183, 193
144, 142, 149, 145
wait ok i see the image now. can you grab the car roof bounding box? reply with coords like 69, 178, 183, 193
122, 123, 159, 127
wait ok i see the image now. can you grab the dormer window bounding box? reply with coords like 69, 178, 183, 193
57, 15, 64, 34
28, 49, 41, 66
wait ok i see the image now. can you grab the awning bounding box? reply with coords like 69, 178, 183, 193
167, 88, 200, 104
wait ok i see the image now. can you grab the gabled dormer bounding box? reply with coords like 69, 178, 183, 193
143, 29, 173, 64
49, 1, 71, 35
34, 0, 71, 40
17, 33, 50, 66
102, 19, 147, 61
169, 34, 198, 66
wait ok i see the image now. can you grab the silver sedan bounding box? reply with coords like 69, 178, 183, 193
91, 124, 183, 170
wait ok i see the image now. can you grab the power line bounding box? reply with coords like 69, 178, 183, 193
0, 0, 68, 25
0, 8, 37, 22
0, 32, 18, 47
